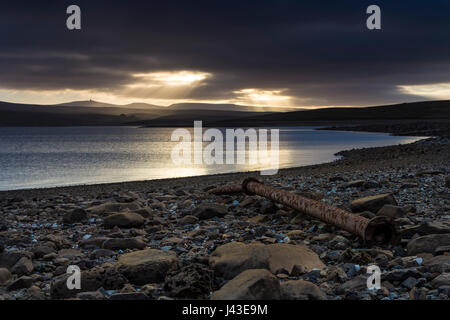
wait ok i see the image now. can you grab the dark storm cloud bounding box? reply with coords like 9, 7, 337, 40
0, 0, 449, 106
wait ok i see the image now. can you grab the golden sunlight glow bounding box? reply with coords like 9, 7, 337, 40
398, 83, 450, 100
0, 88, 231, 106
232, 88, 292, 106
131, 71, 211, 87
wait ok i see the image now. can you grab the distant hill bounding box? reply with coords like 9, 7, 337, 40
170, 103, 297, 113
0, 99, 448, 127
56, 100, 162, 110
212, 100, 450, 126
56, 100, 286, 112
0, 100, 275, 126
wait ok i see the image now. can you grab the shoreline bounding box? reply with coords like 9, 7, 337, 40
0, 134, 442, 199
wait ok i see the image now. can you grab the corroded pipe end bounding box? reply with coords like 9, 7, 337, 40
363, 216, 399, 247
242, 177, 261, 195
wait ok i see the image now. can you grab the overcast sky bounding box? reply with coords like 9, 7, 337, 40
0, 0, 449, 108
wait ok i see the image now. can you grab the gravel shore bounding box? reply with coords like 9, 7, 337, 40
0, 136, 449, 300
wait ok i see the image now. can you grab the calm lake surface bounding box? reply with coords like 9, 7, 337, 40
0, 126, 425, 191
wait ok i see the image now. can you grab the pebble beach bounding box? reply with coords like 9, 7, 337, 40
0, 136, 449, 300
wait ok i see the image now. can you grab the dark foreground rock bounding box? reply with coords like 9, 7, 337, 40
117, 249, 179, 285
103, 212, 145, 228
211, 269, 281, 300
407, 234, 450, 255
192, 203, 228, 220
210, 242, 325, 280
350, 194, 397, 213
280, 280, 327, 300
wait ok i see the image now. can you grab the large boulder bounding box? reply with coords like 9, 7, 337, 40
280, 280, 327, 300
209, 242, 325, 280
192, 203, 228, 220
350, 193, 397, 213
407, 234, 450, 255
117, 249, 178, 285
211, 269, 280, 300
103, 212, 145, 228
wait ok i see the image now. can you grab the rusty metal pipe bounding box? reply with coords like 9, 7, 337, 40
210, 178, 398, 246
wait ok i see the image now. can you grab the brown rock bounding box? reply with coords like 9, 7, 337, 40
103, 212, 145, 228
209, 242, 325, 280
248, 215, 269, 224
350, 193, 397, 213
192, 203, 228, 220
117, 249, 178, 285
337, 275, 369, 293
416, 221, 450, 235
280, 280, 327, 300
10, 257, 33, 276
57, 249, 84, 260
90, 249, 115, 259
286, 230, 305, 240
7, 276, 34, 291
344, 180, 365, 188
422, 255, 450, 273
63, 208, 88, 224
432, 273, 450, 288
0, 267, 12, 285
377, 205, 405, 218
102, 238, 146, 250
79, 237, 110, 249
407, 234, 450, 255
164, 263, 214, 299
31, 245, 56, 259
178, 215, 199, 225
0, 251, 32, 269
211, 269, 281, 300
133, 208, 154, 219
